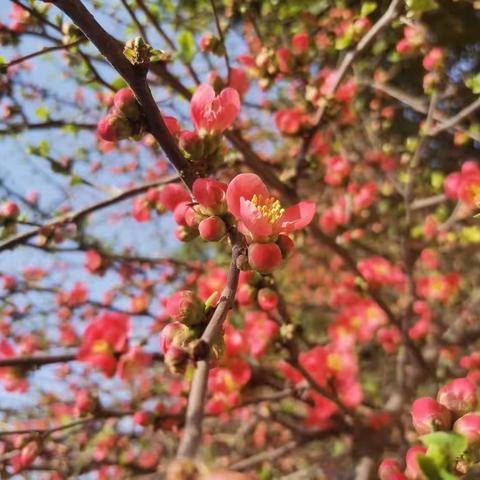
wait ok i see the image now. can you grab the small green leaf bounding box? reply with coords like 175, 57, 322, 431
406, 0, 439, 13
177, 30, 195, 63
431, 171, 445, 191
35, 106, 50, 122
335, 28, 354, 50
465, 74, 480, 94
420, 431, 467, 467
38, 140, 50, 158
111, 77, 128, 91
360, 2, 377, 17
204, 291, 219, 312
417, 456, 457, 480
70, 175, 82, 186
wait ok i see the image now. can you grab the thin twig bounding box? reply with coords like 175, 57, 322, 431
0, 176, 177, 253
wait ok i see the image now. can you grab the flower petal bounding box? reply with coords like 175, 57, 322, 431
276, 200, 316, 234
239, 198, 273, 240
226, 173, 269, 219
190, 84, 215, 131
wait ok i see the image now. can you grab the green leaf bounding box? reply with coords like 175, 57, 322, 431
420, 432, 468, 467
360, 2, 377, 17
431, 171, 445, 191
38, 140, 50, 158
35, 106, 50, 122
70, 175, 82, 186
417, 456, 457, 480
111, 77, 128, 91
406, 0, 439, 13
177, 30, 195, 63
466, 74, 480, 94
335, 27, 354, 50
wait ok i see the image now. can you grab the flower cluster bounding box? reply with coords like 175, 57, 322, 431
379, 377, 479, 479
159, 290, 209, 375
97, 88, 144, 143
226, 173, 315, 273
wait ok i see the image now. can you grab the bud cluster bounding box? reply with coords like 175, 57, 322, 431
170, 178, 229, 243
379, 377, 479, 479
160, 290, 209, 375
236, 271, 279, 311
97, 88, 144, 143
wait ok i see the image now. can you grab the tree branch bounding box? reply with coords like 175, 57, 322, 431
0, 176, 177, 253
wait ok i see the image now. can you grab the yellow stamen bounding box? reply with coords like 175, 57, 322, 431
92, 339, 111, 354
251, 194, 285, 224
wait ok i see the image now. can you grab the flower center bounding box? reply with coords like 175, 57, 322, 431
468, 184, 480, 204
250, 194, 285, 224
92, 339, 112, 354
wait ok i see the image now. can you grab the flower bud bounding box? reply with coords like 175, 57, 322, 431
198, 216, 226, 242
113, 87, 141, 120
179, 131, 205, 160
164, 345, 189, 375
411, 397, 452, 435
1, 201, 19, 219
378, 459, 407, 480
133, 410, 154, 426
257, 288, 279, 311
453, 413, 480, 445
97, 114, 133, 142
236, 283, 256, 305
405, 446, 427, 480
166, 458, 202, 480
437, 378, 477, 417
277, 234, 295, 258
174, 201, 194, 227
165, 290, 206, 326
159, 184, 191, 212
248, 242, 282, 274
159, 321, 190, 353
292, 32, 309, 55
193, 178, 227, 213
176, 225, 199, 242
74, 390, 95, 416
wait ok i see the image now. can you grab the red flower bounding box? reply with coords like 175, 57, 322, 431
0, 340, 28, 392
191, 83, 240, 133
77, 312, 130, 377
226, 173, 315, 242
193, 178, 227, 211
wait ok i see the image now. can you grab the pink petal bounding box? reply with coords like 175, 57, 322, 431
276, 201, 316, 234
215, 87, 240, 131
190, 84, 215, 131
226, 173, 269, 219
239, 198, 272, 240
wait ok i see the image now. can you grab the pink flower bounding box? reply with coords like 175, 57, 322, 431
77, 312, 130, 377
410, 397, 451, 435
191, 84, 240, 133
193, 178, 227, 211
159, 183, 191, 211
226, 173, 315, 241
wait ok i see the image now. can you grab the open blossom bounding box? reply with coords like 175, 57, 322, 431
77, 312, 130, 377
226, 173, 315, 242
0, 340, 28, 392
444, 161, 480, 206
191, 83, 240, 134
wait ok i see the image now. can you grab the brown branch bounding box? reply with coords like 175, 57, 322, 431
209, 0, 231, 81
228, 440, 302, 471
176, 230, 244, 458
45, 0, 198, 189
293, 0, 402, 184
3, 38, 84, 69
365, 81, 480, 142
428, 96, 480, 137
0, 120, 97, 134
0, 176, 177, 253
